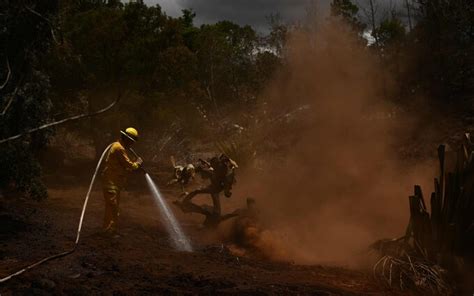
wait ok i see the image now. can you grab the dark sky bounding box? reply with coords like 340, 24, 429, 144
144, 0, 408, 32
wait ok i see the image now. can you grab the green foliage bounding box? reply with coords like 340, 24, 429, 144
192, 21, 260, 104
331, 0, 359, 19
0, 144, 47, 200
330, 0, 366, 33
181, 9, 196, 28
0, 0, 470, 201
255, 51, 281, 88
415, 0, 474, 104
374, 18, 406, 47
0, 0, 58, 199
54, 3, 279, 157
266, 14, 288, 56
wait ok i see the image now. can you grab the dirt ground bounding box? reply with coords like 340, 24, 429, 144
0, 170, 417, 296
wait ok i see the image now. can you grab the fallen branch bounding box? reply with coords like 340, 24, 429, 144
0, 94, 122, 145
373, 255, 451, 295
1, 85, 19, 116
0, 56, 11, 90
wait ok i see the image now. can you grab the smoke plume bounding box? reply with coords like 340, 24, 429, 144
232, 21, 434, 266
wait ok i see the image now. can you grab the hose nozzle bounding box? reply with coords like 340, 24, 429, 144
129, 148, 147, 174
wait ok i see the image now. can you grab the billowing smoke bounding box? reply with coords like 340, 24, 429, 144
232, 21, 434, 266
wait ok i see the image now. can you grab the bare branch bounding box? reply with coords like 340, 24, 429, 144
357, 0, 380, 44
0, 56, 11, 90
368, 0, 379, 43
24, 5, 59, 44
0, 93, 123, 145
0, 85, 18, 116
405, 0, 413, 30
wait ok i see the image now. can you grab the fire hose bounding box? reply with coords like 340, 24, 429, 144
0, 143, 113, 284
129, 148, 147, 174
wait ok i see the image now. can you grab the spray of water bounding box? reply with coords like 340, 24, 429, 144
145, 173, 193, 252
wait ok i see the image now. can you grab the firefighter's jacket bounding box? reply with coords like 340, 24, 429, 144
101, 141, 140, 191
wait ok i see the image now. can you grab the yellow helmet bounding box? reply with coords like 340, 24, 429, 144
120, 127, 139, 142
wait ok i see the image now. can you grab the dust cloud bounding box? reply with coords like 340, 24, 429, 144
232, 21, 435, 266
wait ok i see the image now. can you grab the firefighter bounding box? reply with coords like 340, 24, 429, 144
174, 154, 237, 220
101, 127, 143, 235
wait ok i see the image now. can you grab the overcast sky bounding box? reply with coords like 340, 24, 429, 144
143, 0, 408, 32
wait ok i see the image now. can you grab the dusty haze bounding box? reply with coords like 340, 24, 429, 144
231, 21, 435, 266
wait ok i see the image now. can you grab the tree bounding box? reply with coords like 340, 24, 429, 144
374, 17, 406, 48
413, 0, 474, 106
0, 0, 285, 203
330, 0, 366, 34
0, 0, 59, 199
192, 21, 260, 114
266, 14, 288, 57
